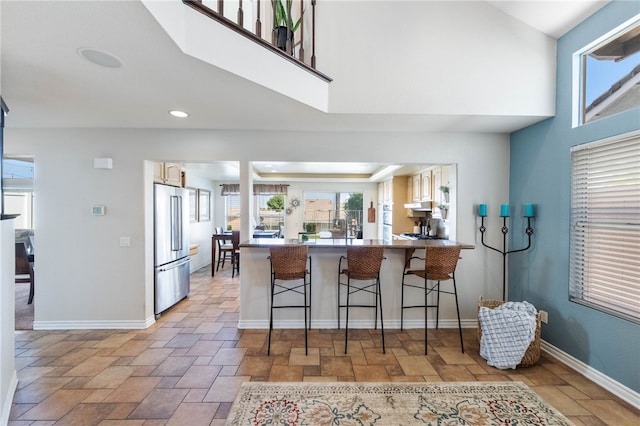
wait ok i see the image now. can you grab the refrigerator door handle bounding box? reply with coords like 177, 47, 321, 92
170, 195, 181, 251
157, 257, 191, 272
177, 195, 183, 251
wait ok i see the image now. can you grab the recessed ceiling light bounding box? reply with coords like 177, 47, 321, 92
265, 164, 273, 168
78, 48, 123, 68
169, 110, 189, 118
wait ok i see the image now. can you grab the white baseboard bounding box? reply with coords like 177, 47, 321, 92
542, 340, 639, 409
1, 370, 18, 426
33, 317, 155, 330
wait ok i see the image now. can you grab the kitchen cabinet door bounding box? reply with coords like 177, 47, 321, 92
432, 166, 442, 205
412, 174, 421, 201
164, 163, 183, 187
420, 171, 431, 201
153, 162, 166, 183
154, 162, 184, 187
383, 180, 392, 204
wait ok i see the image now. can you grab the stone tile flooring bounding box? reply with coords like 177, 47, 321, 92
9, 266, 639, 425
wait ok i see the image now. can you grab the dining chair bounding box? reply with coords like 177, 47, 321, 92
338, 245, 386, 354
216, 227, 234, 272
267, 245, 312, 355
400, 244, 463, 354
231, 230, 240, 277
15, 242, 35, 304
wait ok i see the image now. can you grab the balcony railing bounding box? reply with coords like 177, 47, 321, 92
183, 0, 331, 82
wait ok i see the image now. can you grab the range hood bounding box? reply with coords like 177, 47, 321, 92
404, 201, 432, 211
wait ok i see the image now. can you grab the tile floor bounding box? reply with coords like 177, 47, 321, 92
10, 266, 639, 425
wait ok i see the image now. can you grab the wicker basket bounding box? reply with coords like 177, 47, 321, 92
477, 298, 541, 367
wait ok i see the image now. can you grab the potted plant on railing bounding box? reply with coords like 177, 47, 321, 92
271, 0, 302, 54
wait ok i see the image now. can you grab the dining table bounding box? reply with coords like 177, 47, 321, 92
211, 229, 279, 276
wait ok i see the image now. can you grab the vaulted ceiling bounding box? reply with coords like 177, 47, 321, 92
1, 0, 609, 178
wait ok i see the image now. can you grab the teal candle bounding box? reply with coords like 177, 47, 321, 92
500, 203, 510, 217
478, 204, 487, 217
524, 203, 535, 217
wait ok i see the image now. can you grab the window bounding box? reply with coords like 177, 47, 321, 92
3, 158, 35, 229
576, 16, 640, 125
225, 194, 241, 230
303, 192, 363, 237
257, 194, 285, 231
569, 132, 640, 323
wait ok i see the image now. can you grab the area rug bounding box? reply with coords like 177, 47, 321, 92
226, 381, 573, 425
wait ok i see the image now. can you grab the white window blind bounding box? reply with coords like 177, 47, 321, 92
569, 134, 640, 323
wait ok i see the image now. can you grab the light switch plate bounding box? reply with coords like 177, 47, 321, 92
92, 205, 106, 216
119, 237, 131, 247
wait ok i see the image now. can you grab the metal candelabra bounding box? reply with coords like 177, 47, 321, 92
479, 216, 534, 301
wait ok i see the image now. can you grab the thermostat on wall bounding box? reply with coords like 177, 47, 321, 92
92, 205, 106, 216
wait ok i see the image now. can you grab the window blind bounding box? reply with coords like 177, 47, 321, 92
569, 134, 640, 323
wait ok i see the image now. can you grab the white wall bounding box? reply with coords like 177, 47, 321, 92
185, 172, 216, 272
0, 219, 17, 425
144, 1, 555, 118
318, 1, 556, 117
5, 128, 510, 327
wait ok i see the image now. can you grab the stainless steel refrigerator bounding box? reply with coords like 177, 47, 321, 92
154, 183, 190, 317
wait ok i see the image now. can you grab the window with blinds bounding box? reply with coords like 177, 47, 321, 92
569, 133, 640, 324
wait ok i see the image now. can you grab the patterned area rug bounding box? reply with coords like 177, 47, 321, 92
226, 381, 573, 425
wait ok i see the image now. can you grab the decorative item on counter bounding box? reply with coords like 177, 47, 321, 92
477, 202, 535, 301
438, 204, 449, 220
368, 201, 376, 223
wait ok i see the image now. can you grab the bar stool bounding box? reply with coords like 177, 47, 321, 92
401, 244, 463, 355
338, 245, 385, 354
267, 245, 312, 355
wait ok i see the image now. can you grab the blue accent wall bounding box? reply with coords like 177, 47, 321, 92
509, 1, 640, 392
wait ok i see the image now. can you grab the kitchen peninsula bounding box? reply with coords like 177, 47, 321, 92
238, 238, 474, 330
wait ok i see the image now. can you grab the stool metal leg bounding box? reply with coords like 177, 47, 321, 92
452, 274, 464, 353
424, 276, 428, 355
303, 275, 308, 355
400, 275, 405, 330
308, 259, 312, 331
436, 280, 441, 329
268, 273, 275, 356
377, 275, 385, 354
344, 277, 351, 354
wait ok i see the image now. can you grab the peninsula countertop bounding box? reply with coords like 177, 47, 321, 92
239, 238, 475, 250
237, 237, 475, 330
